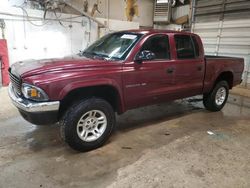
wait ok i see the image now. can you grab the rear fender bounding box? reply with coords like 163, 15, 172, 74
204, 69, 234, 93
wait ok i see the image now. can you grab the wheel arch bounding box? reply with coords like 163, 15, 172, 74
58, 84, 124, 119
214, 71, 234, 89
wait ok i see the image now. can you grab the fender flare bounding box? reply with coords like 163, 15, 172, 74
58, 78, 125, 113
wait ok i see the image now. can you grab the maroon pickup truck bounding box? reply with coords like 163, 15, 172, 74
8, 29, 244, 151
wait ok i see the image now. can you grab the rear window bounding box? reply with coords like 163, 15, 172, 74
174, 35, 196, 59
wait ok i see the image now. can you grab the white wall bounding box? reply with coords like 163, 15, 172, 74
0, 6, 139, 66
97, 18, 139, 35
154, 24, 182, 31
3, 0, 152, 27
72, 0, 154, 27
0, 6, 98, 65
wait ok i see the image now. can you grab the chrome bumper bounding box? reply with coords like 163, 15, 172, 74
8, 84, 60, 113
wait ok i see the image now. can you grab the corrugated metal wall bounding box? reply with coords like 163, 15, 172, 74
192, 0, 250, 88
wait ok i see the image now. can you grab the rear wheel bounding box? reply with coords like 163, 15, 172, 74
203, 81, 229, 112
60, 98, 115, 152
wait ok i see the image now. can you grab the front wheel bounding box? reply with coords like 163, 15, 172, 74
60, 98, 115, 152
203, 81, 229, 112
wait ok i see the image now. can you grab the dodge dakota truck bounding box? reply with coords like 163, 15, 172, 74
8, 29, 244, 152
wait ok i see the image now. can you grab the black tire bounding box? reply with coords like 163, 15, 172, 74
203, 81, 229, 112
60, 97, 115, 152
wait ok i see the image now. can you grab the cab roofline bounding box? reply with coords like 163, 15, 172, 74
116, 29, 190, 35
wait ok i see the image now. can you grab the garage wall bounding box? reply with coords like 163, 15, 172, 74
7, 0, 154, 27
192, 0, 250, 88
0, 6, 139, 67
153, 3, 191, 31
0, 6, 98, 65
97, 18, 139, 36
71, 0, 154, 27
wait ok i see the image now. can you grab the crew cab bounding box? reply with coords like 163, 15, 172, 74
8, 30, 244, 152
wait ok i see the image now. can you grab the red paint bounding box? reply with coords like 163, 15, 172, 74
0, 39, 10, 86
10, 30, 244, 113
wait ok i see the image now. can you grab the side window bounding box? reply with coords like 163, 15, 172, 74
192, 36, 200, 57
174, 35, 196, 59
141, 35, 170, 60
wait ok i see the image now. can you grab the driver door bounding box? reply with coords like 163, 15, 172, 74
123, 34, 175, 109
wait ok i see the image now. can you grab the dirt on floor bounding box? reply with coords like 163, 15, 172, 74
231, 86, 250, 98
0, 87, 250, 188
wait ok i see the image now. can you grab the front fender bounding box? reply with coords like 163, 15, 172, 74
59, 78, 122, 99
57, 78, 125, 113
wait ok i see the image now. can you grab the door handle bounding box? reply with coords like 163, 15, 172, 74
166, 68, 174, 74
197, 65, 202, 71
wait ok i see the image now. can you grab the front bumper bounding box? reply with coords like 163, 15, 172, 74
8, 84, 60, 125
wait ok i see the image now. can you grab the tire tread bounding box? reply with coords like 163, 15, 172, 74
203, 81, 229, 112
59, 97, 115, 152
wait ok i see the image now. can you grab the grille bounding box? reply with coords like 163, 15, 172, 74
9, 68, 22, 95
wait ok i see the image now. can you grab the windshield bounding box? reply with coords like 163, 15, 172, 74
81, 32, 142, 60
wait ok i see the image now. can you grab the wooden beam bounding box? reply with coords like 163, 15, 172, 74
64, 2, 106, 28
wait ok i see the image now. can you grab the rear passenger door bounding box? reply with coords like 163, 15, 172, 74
173, 34, 205, 97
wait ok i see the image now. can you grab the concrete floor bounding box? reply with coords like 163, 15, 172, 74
0, 87, 250, 188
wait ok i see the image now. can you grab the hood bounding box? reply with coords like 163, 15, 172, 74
11, 55, 117, 78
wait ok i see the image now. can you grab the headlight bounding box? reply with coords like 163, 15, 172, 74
21, 83, 49, 101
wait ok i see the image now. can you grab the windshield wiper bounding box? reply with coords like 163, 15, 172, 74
80, 51, 121, 61
81, 51, 108, 60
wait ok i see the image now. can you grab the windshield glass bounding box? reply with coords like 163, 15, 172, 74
81, 32, 142, 60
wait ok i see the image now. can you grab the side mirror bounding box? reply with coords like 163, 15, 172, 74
135, 50, 156, 63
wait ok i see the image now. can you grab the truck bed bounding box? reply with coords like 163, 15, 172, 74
203, 55, 244, 93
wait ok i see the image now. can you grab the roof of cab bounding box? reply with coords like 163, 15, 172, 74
120, 29, 190, 35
